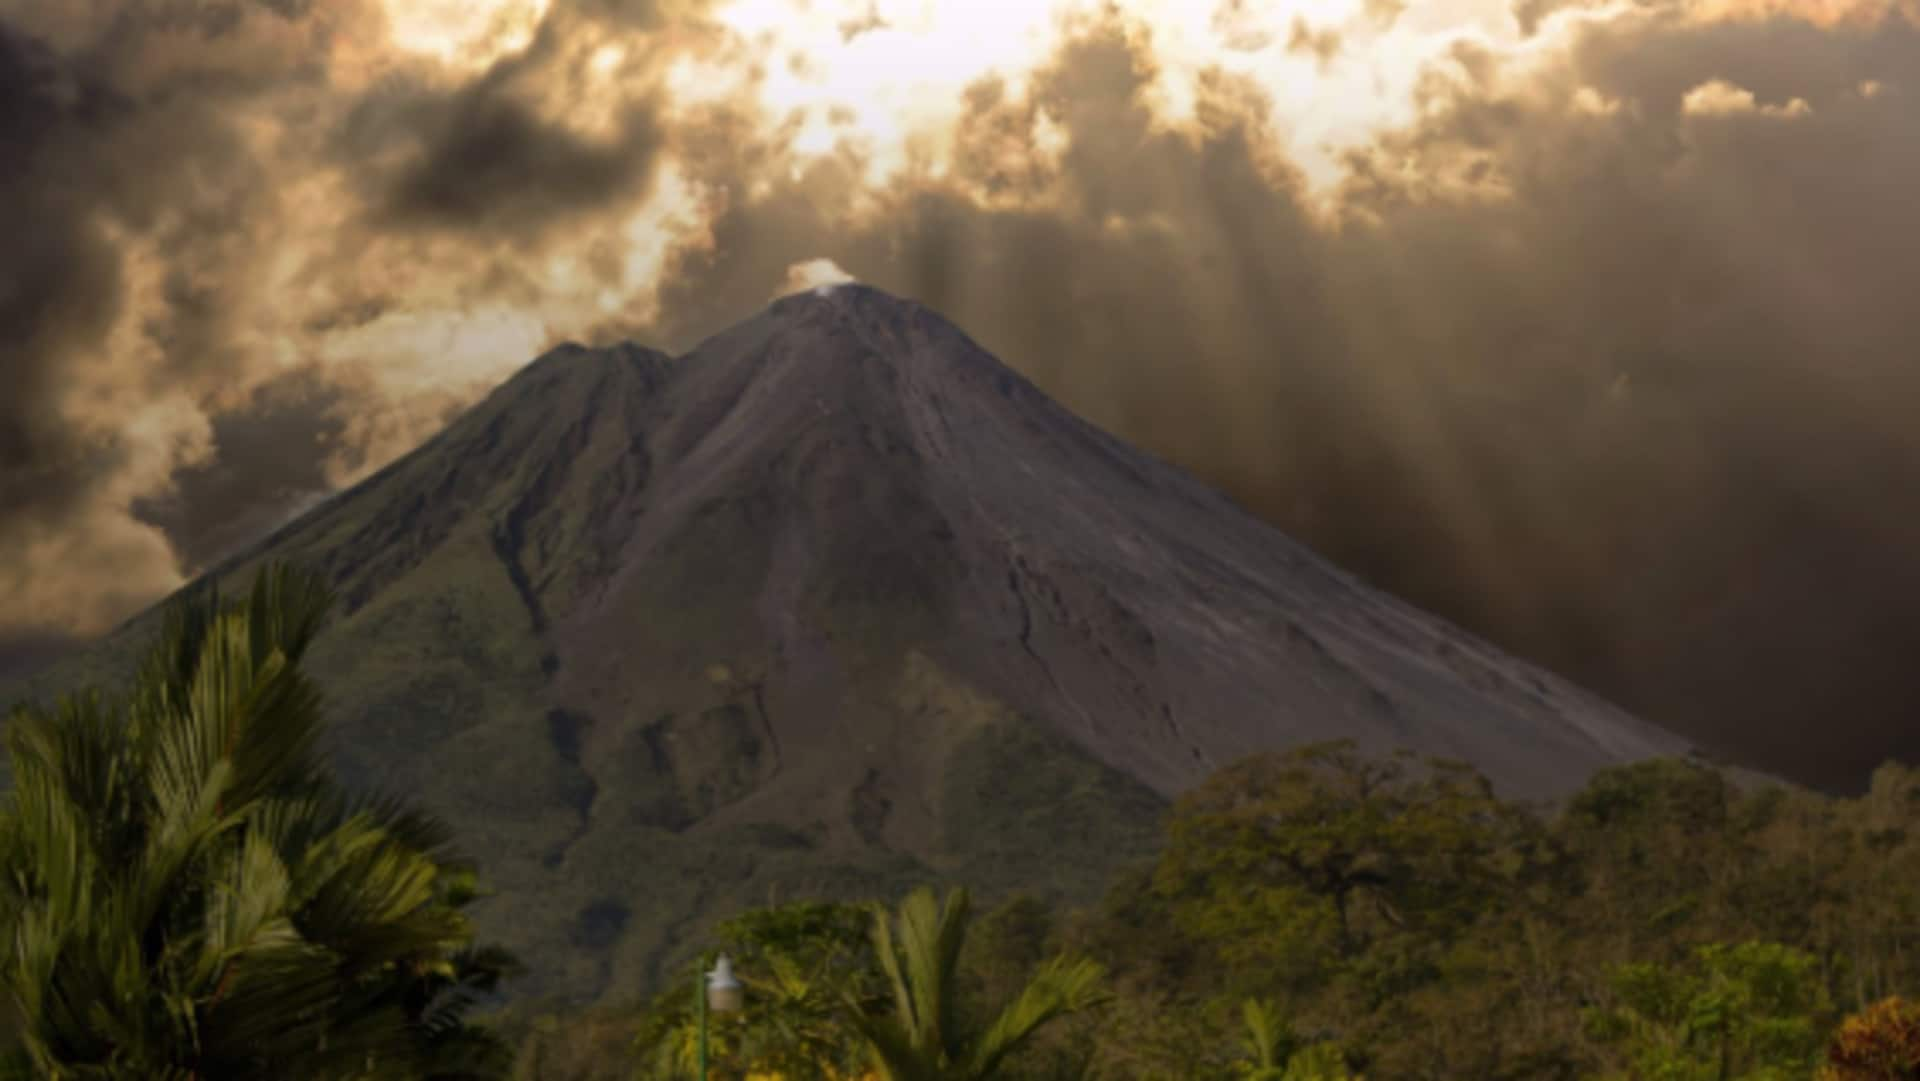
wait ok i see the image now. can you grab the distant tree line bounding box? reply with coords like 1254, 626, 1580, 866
7, 565, 1920, 1079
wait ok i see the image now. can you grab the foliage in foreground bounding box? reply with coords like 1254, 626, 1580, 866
620, 887, 1108, 1081
1820, 996, 1920, 1080
1582, 941, 1828, 1080
0, 565, 516, 1080
846, 885, 1107, 1081
514, 743, 1920, 1081
625, 900, 883, 1081
10, 564, 1920, 1081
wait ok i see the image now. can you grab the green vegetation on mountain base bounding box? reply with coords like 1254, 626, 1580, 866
502, 748, 1920, 1081
12, 565, 1920, 1079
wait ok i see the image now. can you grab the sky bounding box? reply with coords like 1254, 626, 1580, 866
1, 0, 1917, 791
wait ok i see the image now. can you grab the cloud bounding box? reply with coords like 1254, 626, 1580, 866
1514, 0, 1591, 36
627, 5, 1920, 790
1569, 84, 1623, 112
837, 2, 888, 42
0, 11, 281, 627
1286, 18, 1342, 65
774, 257, 857, 299
0, 24, 119, 477
2, 0, 1920, 792
373, 89, 666, 235
1365, 0, 1409, 27
1316, 10, 1920, 785
130, 366, 353, 573
559, 0, 671, 30
340, 24, 671, 238
1682, 76, 1812, 113
0, 0, 705, 630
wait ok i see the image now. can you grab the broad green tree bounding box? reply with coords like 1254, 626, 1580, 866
1150, 741, 1556, 1076
0, 564, 514, 1080
1583, 941, 1830, 1081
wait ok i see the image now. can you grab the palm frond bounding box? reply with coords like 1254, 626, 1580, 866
1241, 998, 1296, 1076
242, 562, 335, 666
882, 885, 970, 1060
0, 560, 511, 1080
965, 956, 1109, 1079
842, 989, 941, 1081
871, 898, 916, 1044
133, 576, 223, 718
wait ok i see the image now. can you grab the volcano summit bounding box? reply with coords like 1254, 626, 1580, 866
3, 284, 1690, 1001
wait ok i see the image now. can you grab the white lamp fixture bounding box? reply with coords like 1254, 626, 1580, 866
706, 953, 744, 1014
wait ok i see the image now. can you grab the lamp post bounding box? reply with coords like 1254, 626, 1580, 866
697, 952, 744, 1081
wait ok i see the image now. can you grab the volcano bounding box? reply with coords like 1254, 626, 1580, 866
3, 284, 1689, 1001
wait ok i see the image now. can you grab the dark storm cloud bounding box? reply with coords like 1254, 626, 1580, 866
338, 7, 670, 240
1277, 11, 1920, 790
375, 89, 665, 236
0, 22, 131, 536
0, 0, 311, 456
0, 0, 687, 617
632, 8, 1920, 791
131, 366, 353, 574
1326, 12, 1920, 787
0, 0, 373, 622
2, 0, 698, 624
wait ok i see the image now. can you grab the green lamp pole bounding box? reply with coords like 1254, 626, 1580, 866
697, 952, 744, 1081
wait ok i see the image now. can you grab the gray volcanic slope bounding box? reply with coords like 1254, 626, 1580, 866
3, 284, 1689, 1001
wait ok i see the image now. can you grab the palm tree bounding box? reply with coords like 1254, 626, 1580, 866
843, 886, 1107, 1081
1238, 999, 1298, 1081
0, 563, 515, 1080
1235, 1000, 1356, 1081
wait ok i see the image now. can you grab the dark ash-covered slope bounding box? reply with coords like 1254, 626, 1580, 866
3, 283, 1689, 1002
568, 284, 1686, 790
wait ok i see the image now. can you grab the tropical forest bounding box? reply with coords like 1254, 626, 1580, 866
4, 567, 1919, 1081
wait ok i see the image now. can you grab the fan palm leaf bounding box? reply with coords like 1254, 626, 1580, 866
0, 563, 515, 1080
846, 886, 1108, 1081
963, 956, 1108, 1079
